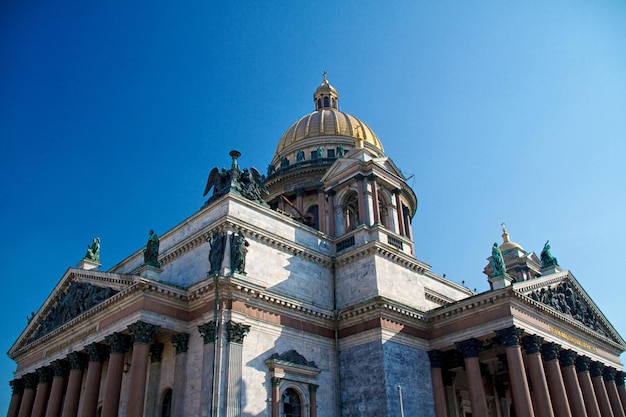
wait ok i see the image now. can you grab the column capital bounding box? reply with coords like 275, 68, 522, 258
602, 366, 616, 382
615, 371, 625, 386
558, 349, 577, 367
105, 332, 132, 353
326, 189, 336, 197
51, 359, 69, 377
296, 188, 306, 197
428, 350, 445, 368
171, 333, 190, 354
271, 377, 281, 386
540, 341, 561, 361
589, 361, 604, 378
367, 173, 378, 181
9, 379, 24, 395
521, 334, 543, 353
85, 342, 109, 361
198, 321, 217, 344
575, 355, 591, 372
355, 174, 365, 181
128, 321, 160, 344
67, 351, 88, 370
393, 188, 402, 195
23, 373, 38, 389
309, 384, 319, 393
150, 343, 164, 363
496, 326, 524, 347
36, 366, 52, 384
455, 338, 483, 358
226, 321, 251, 344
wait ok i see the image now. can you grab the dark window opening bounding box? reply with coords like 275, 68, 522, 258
282, 388, 302, 417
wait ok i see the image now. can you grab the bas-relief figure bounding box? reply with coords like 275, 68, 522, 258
84, 237, 100, 262
143, 229, 160, 268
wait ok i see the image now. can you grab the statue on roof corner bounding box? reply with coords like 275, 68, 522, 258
84, 237, 101, 262
540, 240, 559, 268
491, 242, 506, 277
143, 230, 161, 268
202, 151, 269, 208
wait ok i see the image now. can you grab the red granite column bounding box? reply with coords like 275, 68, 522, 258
8, 379, 24, 417
590, 361, 614, 417
521, 335, 555, 417
541, 342, 572, 417
428, 350, 449, 417
126, 321, 160, 417
559, 350, 588, 417
62, 352, 87, 417
101, 333, 131, 417
18, 374, 38, 417
455, 338, 488, 416
368, 175, 380, 225
309, 384, 318, 417
271, 377, 281, 417
317, 188, 326, 233
617, 372, 626, 414
31, 367, 51, 417
356, 175, 366, 224
327, 191, 335, 236
603, 367, 625, 417
496, 327, 535, 417
45, 360, 69, 417
79, 343, 107, 417
576, 356, 602, 417
393, 189, 405, 236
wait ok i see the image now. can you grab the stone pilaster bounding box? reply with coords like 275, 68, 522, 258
45, 360, 69, 417
496, 326, 535, 417
428, 350, 448, 417
522, 335, 554, 417
226, 321, 250, 345
17, 373, 37, 417
145, 342, 165, 417
62, 352, 87, 417
31, 366, 52, 417
455, 338, 488, 416
198, 321, 217, 417
171, 333, 190, 355
576, 356, 602, 417
8, 379, 24, 417
309, 384, 318, 417
559, 350, 588, 417
226, 321, 250, 417
603, 367, 625, 417
171, 333, 190, 417
101, 333, 131, 417
126, 321, 160, 417
271, 377, 281, 417
590, 362, 614, 417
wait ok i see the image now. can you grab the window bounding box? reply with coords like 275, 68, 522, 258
282, 388, 302, 417
323, 97, 329, 107
327, 149, 335, 158
161, 389, 172, 417
317, 99, 321, 110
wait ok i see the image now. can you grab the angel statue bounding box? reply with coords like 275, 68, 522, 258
203, 167, 231, 200
237, 167, 269, 202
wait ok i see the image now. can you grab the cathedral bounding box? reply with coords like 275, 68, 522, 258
7, 77, 626, 417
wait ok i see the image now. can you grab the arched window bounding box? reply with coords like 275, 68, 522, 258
161, 388, 172, 417
282, 388, 302, 417
323, 96, 329, 107
306, 205, 319, 230
317, 98, 321, 110
343, 191, 359, 232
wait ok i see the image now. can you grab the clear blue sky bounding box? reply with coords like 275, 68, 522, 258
1, 0, 625, 410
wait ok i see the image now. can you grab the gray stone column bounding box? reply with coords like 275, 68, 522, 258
356, 175, 366, 225
368, 175, 380, 225
171, 333, 190, 417
45, 360, 69, 417
541, 342, 572, 417
225, 321, 250, 417
8, 379, 24, 417
559, 350, 588, 417
576, 356, 601, 417
603, 367, 625, 417
428, 350, 448, 417
31, 367, 51, 417
17, 374, 37, 417
145, 343, 164, 417
455, 338, 488, 416
101, 333, 131, 417
617, 372, 626, 415
62, 352, 87, 417
126, 321, 160, 417
393, 189, 405, 236
590, 361, 614, 417
198, 321, 217, 417
521, 335, 554, 417
496, 326, 535, 417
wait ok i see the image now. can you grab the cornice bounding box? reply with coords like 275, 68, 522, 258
425, 289, 511, 324
338, 296, 427, 323
335, 241, 430, 273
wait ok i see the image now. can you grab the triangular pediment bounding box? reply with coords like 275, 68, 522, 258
513, 271, 625, 346
9, 268, 136, 355
321, 151, 406, 187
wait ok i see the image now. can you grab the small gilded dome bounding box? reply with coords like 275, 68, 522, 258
499, 225, 524, 253
271, 76, 384, 166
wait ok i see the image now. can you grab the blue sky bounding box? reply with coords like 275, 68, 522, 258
1, 0, 625, 410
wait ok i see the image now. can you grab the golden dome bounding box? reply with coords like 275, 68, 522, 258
499, 225, 524, 253
271, 77, 384, 166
